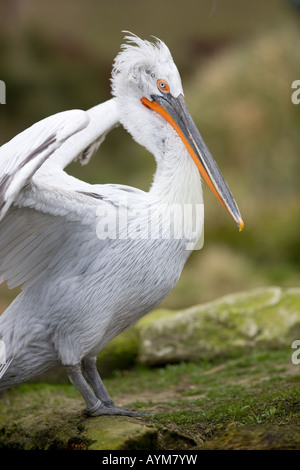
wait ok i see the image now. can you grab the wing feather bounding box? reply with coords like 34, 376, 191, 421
0, 109, 89, 221
35, 98, 119, 189
0, 98, 122, 292
0, 182, 114, 290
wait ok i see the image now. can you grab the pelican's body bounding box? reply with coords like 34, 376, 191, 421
0, 35, 242, 416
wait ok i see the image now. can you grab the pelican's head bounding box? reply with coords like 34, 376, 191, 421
111, 33, 244, 231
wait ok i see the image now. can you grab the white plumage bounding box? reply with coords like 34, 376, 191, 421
0, 34, 243, 416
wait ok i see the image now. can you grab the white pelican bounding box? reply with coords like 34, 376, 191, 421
0, 34, 243, 417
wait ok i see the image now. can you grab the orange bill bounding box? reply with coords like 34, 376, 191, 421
141, 94, 244, 231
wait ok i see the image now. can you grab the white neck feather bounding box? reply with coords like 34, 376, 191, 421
149, 145, 203, 206
148, 145, 204, 249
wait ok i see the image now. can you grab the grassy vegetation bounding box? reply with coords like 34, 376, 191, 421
105, 349, 300, 449
1, 348, 299, 449
109, 350, 299, 419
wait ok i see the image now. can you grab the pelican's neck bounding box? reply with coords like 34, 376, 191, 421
149, 147, 203, 206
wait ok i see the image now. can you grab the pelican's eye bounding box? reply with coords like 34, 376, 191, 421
157, 79, 170, 94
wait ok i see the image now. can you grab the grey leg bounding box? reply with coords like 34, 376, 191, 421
81, 357, 114, 406
66, 364, 103, 415
81, 357, 142, 417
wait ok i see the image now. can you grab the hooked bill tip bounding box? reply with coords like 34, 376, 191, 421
238, 219, 244, 232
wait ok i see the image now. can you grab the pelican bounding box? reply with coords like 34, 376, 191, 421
0, 34, 243, 417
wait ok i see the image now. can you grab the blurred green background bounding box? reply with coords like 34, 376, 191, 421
0, 0, 299, 312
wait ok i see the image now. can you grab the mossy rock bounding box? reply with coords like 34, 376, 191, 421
31, 287, 300, 382
96, 329, 139, 376
137, 287, 300, 365
200, 424, 300, 450
0, 384, 184, 450
1, 340, 299, 450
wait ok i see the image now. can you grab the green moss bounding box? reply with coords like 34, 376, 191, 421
137, 309, 177, 328
200, 425, 300, 450
83, 416, 157, 450
1, 287, 300, 449
1, 346, 300, 450
137, 287, 300, 365
97, 329, 139, 377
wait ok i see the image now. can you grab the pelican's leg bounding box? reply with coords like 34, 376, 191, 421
81, 357, 114, 406
66, 364, 103, 415
81, 357, 142, 417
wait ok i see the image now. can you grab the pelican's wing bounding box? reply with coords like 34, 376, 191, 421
0, 109, 90, 222
0, 98, 121, 291
35, 98, 119, 189
0, 180, 117, 291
